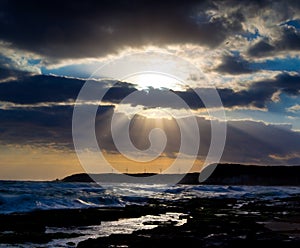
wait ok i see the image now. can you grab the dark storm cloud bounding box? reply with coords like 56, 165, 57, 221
0, 0, 245, 59
177, 73, 300, 109
277, 25, 300, 50
215, 54, 255, 74
0, 69, 137, 104
0, 67, 33, 81
1, 0, 300, 61
247, 40, 276, 57
0, 74, 84, 104
248, 25, 300, 57
103, 82, 137, 103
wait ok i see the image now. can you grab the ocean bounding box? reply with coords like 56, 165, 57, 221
1, 181, 299, 214
0, 181, 299, 247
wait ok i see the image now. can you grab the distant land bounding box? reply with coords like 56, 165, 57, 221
62, 164, 300, 186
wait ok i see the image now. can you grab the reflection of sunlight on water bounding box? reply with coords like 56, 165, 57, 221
44, 212, 187, 248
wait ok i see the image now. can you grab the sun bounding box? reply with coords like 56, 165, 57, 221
115, 71, 192, 119
123, 71, 184, 90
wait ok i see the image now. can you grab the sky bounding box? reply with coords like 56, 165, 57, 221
1, 0, 300, 180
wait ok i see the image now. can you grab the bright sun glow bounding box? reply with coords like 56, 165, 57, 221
115, 72, 193, 119
123, 72, 184, 90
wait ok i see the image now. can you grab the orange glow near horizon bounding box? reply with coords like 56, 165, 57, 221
0, 144, 204, 180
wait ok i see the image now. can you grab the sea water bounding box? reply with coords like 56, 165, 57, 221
0, 181, 299, 214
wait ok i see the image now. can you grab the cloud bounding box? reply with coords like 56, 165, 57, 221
207, 72, 300, 109
0, 106, 74, 148
223, 120, 300, 164
286, 104, 300, 113
1, 103, 300, 165
248, 24, 300, 57
215, 54, 255, 74
247, 40, 276, 57
1, 69, 300, 112
0, 67, 33, 82
0, 74, 84, 104
0, 68, 299, 164
124, 72, 299, 110
0, 105, 114, 149
277, 25, 300, 50
2, 1, 300, 177
1, 0, 300, 74
0, 0, 246, 60
0, 42, 42, 73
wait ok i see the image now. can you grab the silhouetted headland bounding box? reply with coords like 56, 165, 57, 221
62, 164, 300, 185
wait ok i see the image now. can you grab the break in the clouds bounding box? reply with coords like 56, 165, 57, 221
1, 70, 300, 165
2, 99, 300, 165
1, 70, 300, 111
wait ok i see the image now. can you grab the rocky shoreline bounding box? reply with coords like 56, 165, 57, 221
77, 196, 300, 248
0, 193, 299, 247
